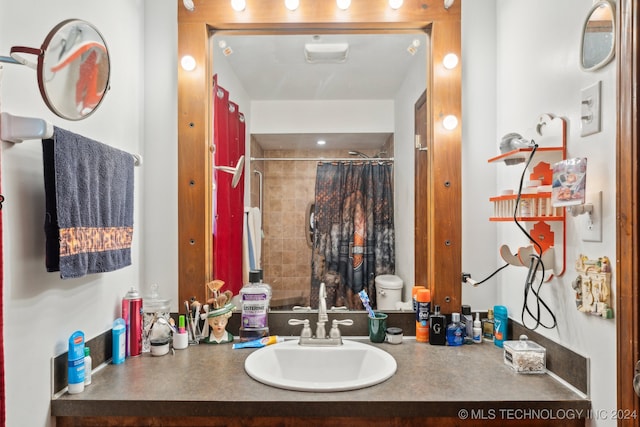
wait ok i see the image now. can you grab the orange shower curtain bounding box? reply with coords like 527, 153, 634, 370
212, 76, 245, 295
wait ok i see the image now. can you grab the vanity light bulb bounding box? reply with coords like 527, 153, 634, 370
336, 0, 351, 10
180, 55, 197, 71
389, 0, 403, 9
442, 115, 459, 131
285, 0, 299, 10
231, 0, 246, 12
443, 53, 459, 70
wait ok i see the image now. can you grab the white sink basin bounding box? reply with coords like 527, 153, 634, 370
244, 339, 397, 392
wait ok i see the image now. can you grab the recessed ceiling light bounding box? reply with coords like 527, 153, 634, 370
304, 43, 349, 63
317, 140, 326, 145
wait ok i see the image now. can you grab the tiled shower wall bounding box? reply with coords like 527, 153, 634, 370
249, 136, 393, 307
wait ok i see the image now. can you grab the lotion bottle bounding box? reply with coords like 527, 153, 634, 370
472, 312, 482, 343
83, 347, 92, 385
68, 331, 85, 394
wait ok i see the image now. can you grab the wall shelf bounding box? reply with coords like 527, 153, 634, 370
488, 146, 565, 164
490, 113, 567, 278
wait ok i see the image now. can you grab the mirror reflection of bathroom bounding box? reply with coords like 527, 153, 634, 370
212, 32, 426, 310
580, 0, 615, 71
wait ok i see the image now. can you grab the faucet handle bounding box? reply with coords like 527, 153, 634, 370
329, 319, 354, 339
288, 319, 312, 338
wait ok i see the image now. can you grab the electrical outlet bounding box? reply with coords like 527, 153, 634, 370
581, 191, 602, 242
580, 81, 601, 137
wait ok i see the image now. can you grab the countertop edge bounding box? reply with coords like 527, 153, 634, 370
51, 398, 592, 419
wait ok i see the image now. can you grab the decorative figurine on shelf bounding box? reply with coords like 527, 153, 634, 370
203, 303, 235, 344
201, 279, 236, 344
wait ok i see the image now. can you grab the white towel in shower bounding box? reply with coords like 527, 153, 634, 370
247, 207, 262, 270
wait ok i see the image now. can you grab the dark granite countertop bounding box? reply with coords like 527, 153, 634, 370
52, 337, 589, 419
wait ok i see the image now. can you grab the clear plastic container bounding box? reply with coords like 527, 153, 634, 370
142, 284, 171, 353
503, 338, 546, 374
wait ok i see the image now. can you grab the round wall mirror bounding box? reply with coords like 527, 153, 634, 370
580, 0, 615, 71
10, 19, 110, 120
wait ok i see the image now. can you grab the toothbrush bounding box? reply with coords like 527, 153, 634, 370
358, 290, 376, 318
184, 300, 196, 338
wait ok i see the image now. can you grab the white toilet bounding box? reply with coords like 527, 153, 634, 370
375, 275, 403, 310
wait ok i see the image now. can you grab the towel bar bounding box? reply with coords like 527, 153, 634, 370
0, 112, 142, 166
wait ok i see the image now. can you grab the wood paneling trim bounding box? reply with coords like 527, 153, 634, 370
57, 416, 585, 427
178, 21, 212, 304
428, 19, 461, 313
177, 1, 462, 308
616, 0, 640, 423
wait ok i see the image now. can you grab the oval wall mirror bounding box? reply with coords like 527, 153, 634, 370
10, 19, 110, 120
580, 0, 615, 71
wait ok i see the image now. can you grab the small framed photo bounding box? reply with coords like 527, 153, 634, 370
551, 157, 587, 207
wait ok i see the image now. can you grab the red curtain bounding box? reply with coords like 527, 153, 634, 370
212, 76, 245, 295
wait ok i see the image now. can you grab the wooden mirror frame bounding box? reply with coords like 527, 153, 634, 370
177, 0, 462, 313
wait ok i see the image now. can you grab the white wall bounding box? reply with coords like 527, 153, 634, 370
250, 100, 394, 134
393, 48, 427, 299
0, 1, 146, 426
460, 0, 498, 311
142, 0, 179, 311
463, 0, 616, 425
0, 1, 619, 426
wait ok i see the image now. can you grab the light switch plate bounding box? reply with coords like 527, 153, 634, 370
581, 191, 602, 242
580, 81, 601, 137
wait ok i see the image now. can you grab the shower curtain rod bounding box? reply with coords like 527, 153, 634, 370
250, 157, 394, 162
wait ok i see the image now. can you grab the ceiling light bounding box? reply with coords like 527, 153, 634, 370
231, 0, 246, 12
304, 43, 349, 63
443, 53, 459, 69
336, 0, 351, 10
442, 115, 459, 130
180, 55, 197, 71
285, 0, 300, 10
389, 0, 403, 9
407, 39, 421, 55
317, 140, 326, 145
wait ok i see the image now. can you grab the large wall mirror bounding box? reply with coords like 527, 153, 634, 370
177, 0, 462, 314
213, 31, 425, 310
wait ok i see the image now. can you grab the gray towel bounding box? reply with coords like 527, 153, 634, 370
42, 127, 134, 279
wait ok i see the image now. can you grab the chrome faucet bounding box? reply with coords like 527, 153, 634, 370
316, 282, 329, 338
288, 282, 353, 346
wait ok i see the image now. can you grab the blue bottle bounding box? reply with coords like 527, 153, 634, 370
446, 313, 464, 346
112, 318, 126, 364
68, 331, 85, 394
493, 305, 508, 348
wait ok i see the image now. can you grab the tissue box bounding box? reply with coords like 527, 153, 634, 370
503, 339, 546, 374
